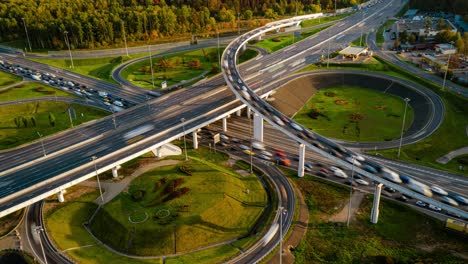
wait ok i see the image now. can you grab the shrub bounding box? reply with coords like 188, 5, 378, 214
179, 165, 193, 176
272, 37, 281, 42
162, 187, 190, 203
131, 190, 146, 202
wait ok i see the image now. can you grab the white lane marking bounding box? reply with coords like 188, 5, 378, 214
283, 45, 296, 52
272, 70, 287, 79
246, 63, 261, 71
255, 55, 264, 61
65, 72, 81, 78
201, 87, 227, 99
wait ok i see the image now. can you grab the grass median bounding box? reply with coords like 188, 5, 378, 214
299, 57, 468, 175
287, 173, 468, 263
0, 102, 108, 150
293, 86, 414, 142
0, 82, 77, 102
0, 71, 22, 88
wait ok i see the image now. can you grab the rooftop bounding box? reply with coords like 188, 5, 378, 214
339, 46, 367, 55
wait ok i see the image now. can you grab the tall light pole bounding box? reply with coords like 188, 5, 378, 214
36, 131, 46, 157
148, 45, 155, 89
397, 98, 410, 159
35, 227, 48, 264
122, 21, 129, 57
279, 206, 287, 264
112, 114, 117, 129
442, 41, 455, 91
21, 18, 32, 52
334, 0, 337, 16
91, 156, 104, 202
327, 30, 331, 68
249, 115, 253, 173
64, 31, 74, 69
216, 30, 221, 72
359, 11, 365, 47
346, 156, 356, 227
181, 118, 188, 161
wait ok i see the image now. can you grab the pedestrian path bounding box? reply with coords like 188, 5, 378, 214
436, 146, 468, 165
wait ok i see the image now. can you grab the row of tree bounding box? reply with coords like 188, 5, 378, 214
409, 0, 468, 16
0, 0, 365, 50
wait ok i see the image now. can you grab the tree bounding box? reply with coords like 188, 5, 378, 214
454, 32, 464, 55
14, 117, 20, 128
30, 116, 36, 127
425, 16, 432, 31
22, 117, 28, 127
188, 59, 201, 69
48, 112, 56, 127
399, 30, 408, 44
409, 34, 416, 44
394, 39, 400, 49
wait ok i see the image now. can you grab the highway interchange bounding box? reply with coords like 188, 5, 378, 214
1, 0, 468, 262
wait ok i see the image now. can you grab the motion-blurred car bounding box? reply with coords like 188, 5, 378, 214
430, 185, 448, 196
441, 196, 459, 207
428, 204, 442, 212
243, 150, 255, 156
415, 200, 427, 207
355, 179, 369, 185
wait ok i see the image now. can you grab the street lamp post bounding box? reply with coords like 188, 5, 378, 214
217, 30, 221, 72
360, 11, 365, 47
327, 30, 331, 68
279, 206, 287, 264
36, 131, 46, 157
122, 21, 129, 57
112, 114, 117, 129
148, 45, 155, 89
249, 116, 253, 173
35, 227, 48, 264
442, 42, 455, 91
64, 31, 74, 69
91, 156, 104, 202
397, 98, 410, 159
21, 18, 32, 52
181, 118, 188, 161
346, 156, 356, 227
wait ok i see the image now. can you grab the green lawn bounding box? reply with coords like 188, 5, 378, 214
0, 102, 109, 149
376, 19, 397, 47
255, 26, 329, 53
0, 71, 22, 88
121, 48, 221, 90
293, 86, 414, 142
349, 34, 367, 47
290, 175, 468, 263
90, 156, 267, 256
0, 209, 23, 237
299, 57, 468, 175
31, 55, 143, 84
0, 82, 76, 102
238, 49, 259, 64
301, 13, 353, 28
45, 187, 162, 264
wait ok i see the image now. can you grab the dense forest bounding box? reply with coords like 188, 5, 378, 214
0, 0, 365, 50
409, 0, 468, 14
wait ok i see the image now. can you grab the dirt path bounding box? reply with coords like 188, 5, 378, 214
79, 159, 181, 205
329, 191, 365, 223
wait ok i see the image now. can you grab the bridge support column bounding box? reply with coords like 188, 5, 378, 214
253, 113, 263, 142
222, 117, 228, 132
298, 144, 305, 177
370, 183, 383, 224
236, 109, 241, 116
247, 108, 252, 119
192, 131, 198, 149
156, 147, 163, 158
112, 166, 121, 178
58, 190, 66, 203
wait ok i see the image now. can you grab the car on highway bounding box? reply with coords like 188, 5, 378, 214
330, 167, 347, 178
355, 179, 369, 185
384, 186, 396, 193
430, 185, 448, 196
220, 134, 229, 141
239, 144, 250, 150
261, 150, 273, 157
441, 196, 459, 207
243, 150, 255, 156
276, 157, 291, 166
252, 141, 265, 150
399, 174, 411, 184
316, 171, 328, 178
258, 154, 271, 160
415, 200, 427, 207
452, 195, 468, 205
363, 164, 378, 173
345, 156, 362, 167
345, 179, 357, 186
397, 195, 409, 202
428, 204, 442, 212
304, 163, 313, 170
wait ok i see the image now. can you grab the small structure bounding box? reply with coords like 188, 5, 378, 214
403, 9, 418, 19
421, 54, 447, 71
339, 46, 368, 61
435, 43, 457, 55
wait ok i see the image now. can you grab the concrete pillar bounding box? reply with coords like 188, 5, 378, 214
58, 190, 65, 203
371, 183, 383, 224
156, 146, 162, 158
253, 113, 263, 142
222, 117, 228, 132
298, 144, 305, 177
192, 131, 198, 149
236, 109, 241, 116
247, 108, 252, 119
112, 166, 119, 178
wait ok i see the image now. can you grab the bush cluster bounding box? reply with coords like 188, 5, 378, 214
131, 190, 146, 202
179, 165, 193, 176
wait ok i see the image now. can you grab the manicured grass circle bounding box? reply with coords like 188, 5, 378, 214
293, 86, 414, 142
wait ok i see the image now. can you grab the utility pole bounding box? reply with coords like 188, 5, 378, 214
397, 98, 410, 159
122, 21, 129, 57
21, 18, 32, 52
64, 31, 74, 69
